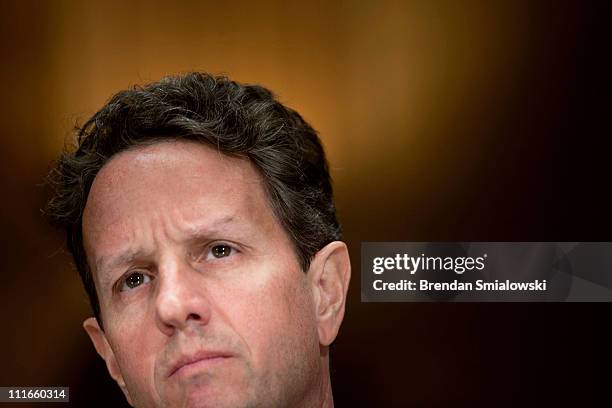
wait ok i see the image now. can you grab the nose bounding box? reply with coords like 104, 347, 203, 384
154, 257, 211, 336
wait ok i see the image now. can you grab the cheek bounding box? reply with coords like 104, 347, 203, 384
228, 265, 319, 368
107, 312, 160, 401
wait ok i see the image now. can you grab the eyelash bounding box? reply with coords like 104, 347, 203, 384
119, 271, 152, 292
116, 242, 239, 293
197, 242, 237, 262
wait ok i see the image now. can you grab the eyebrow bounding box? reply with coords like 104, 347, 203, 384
184, 216, 239, 242
93, 216, 239, 288
95, 249, 148, 290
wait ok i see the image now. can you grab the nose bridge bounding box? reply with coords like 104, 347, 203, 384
154, 253, 210, 334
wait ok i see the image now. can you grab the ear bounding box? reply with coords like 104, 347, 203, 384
309, 241, 351, 346
83, 317, 133, 405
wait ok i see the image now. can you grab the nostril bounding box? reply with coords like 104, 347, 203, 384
187, 313, 201, 321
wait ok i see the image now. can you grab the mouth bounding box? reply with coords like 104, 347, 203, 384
168, 351, 234, 378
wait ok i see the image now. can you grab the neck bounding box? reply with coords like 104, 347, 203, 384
309, 346, 334, 408
290, 346, 334, 408
319, 376, 334, 408
318, 361, 334, 408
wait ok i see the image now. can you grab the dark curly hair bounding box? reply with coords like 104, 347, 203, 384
45, 72, 342, 326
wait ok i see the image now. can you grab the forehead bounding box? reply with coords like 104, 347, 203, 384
86, 140, 260, 207
82, 140, 270, 264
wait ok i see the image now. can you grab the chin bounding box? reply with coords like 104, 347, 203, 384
177, 390, 252, 408
159, 376, 255, 408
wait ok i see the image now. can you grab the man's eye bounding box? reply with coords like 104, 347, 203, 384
120, 272, 151, 292
207, 244, 234, 260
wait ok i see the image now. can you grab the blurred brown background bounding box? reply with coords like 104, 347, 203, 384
1, 0, 610, 406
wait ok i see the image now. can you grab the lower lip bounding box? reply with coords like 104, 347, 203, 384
173, 356, 231, 378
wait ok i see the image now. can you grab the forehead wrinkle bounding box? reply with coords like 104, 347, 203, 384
179, 215, 237, 239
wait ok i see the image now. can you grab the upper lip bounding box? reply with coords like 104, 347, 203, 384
167, 350, 234, 378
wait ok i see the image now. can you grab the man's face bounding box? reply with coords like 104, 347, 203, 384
81, 140, 327, 407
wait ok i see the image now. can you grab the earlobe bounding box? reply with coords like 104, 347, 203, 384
83, 318, 132, 404
310, 241, 351, 346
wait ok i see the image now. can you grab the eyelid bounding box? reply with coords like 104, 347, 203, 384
193, 240, 241, 262
115, 269, 154, 293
